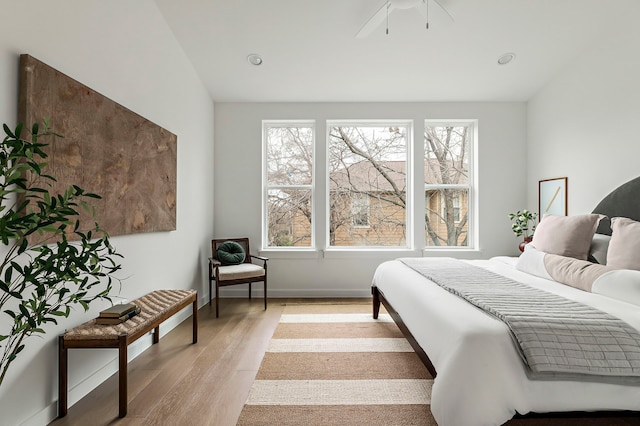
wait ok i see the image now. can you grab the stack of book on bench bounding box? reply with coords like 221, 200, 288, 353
96, 303, 141, 325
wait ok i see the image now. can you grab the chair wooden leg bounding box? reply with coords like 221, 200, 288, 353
264, 278, 267, 310
215, 282, 219, 318
249, 282, 252, 300
208, 262, 213, 306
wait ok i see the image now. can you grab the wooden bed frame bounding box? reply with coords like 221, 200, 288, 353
372, 284, 640, 422
372, 285, 436, 378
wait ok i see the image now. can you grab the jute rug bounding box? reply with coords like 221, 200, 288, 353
236, 303, 436, 425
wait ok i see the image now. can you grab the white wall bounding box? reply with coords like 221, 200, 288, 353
0, 1, 214, 425
528, 16, 640, 214
214, 102, 527, 297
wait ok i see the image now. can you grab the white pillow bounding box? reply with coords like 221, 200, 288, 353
592, 269, 640, 306
532, 214, 605, 260
607, 217, 640, 270
516, 244, 552, 280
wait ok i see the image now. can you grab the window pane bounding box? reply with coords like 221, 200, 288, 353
424, 123, 472, 248
425, 188, 469, 246
329, 125, 407, 247
425, 125, 469, 185
351, 194, 370, 227
267, 189, 312, 247
266, 126, 313, 185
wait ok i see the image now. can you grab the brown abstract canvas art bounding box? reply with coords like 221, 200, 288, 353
18, 54, 177, 239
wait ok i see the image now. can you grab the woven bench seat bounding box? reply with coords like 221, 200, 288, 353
58, 289, 198, 418
64, 289, 196, 341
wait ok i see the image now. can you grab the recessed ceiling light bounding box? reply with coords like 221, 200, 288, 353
497, 52, 516, 66
247, 54, 263, 66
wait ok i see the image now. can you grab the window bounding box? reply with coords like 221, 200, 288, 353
262, 119, 476, 251
328, 122, 410, 247
263, 122, 314, 248
424, 121, 474, 247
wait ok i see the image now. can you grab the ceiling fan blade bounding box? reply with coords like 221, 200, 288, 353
356, 1, 394, 39
432, 0, 454, 22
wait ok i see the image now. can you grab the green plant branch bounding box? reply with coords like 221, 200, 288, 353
0, 120, 122, 387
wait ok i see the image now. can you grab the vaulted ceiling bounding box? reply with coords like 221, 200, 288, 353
155, 0, 635, 102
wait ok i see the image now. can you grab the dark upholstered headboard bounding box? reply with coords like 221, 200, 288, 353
591, 176, 640, 235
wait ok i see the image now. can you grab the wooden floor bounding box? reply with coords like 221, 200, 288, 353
50, 298, 365, 426
50, 297, 640, 426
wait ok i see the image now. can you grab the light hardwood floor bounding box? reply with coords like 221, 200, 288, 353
50, 298, 366, 426
50, 297, 639, 426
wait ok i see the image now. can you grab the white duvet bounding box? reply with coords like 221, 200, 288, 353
372, 257, 640, 426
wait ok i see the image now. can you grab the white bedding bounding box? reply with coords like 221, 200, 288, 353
372, 257, 640, 426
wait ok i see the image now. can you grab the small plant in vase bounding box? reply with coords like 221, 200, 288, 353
508, 209, 538, 252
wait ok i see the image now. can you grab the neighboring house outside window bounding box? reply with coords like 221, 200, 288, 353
328, 122, 410, 248
263, 121, 314, 248
424, 121, 474, 247
351, 193, 370, 228
439, 193, 461, 222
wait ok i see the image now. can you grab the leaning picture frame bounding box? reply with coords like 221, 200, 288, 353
539, 177, 568, 217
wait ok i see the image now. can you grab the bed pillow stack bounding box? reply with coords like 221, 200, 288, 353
518, 215, 640, 305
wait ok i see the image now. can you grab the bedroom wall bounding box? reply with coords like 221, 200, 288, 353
0, 1, 214, 425
527, 16, 640, 215
214, 102, 527, 298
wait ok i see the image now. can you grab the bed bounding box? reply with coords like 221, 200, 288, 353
371, 176, 640, 425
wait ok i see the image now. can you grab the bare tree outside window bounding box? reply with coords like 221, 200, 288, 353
424, 122, 472, 247
351, 193, 370, 227
263, 120, 474, 250
264, 123, 313, 247
328, 124, 409, 247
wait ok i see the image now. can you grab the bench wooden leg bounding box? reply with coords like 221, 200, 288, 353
153, 325, 160, 344
192, 298, 198, 343
58, 335, 68, 418
118, 334, 128, 418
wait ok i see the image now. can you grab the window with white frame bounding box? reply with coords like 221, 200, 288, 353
263, 121, 314, 248
328, 122, 410, 247
424, 121, 474, 247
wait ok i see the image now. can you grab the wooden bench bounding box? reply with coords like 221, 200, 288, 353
58, 289, 198, 418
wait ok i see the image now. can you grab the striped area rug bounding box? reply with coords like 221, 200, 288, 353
237, 303, 436, 425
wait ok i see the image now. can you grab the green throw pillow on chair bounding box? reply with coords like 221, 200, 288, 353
217, 241, 246, 265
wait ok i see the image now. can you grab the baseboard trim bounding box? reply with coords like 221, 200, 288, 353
218, 288, 371, 298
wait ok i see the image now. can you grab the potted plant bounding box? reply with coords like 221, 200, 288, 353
0, 120, 122, 387
508, 209, 538, 252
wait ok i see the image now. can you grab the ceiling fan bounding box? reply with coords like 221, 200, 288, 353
356, 0, 454, 38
